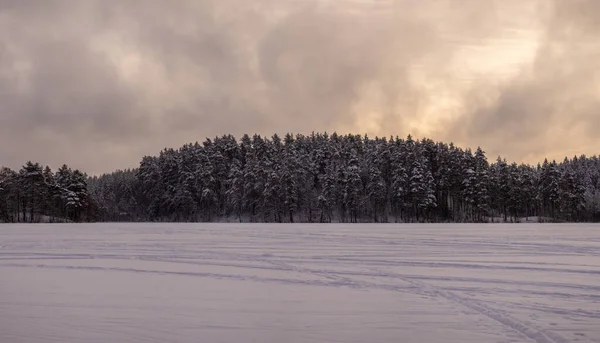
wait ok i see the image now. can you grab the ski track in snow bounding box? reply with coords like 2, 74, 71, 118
1, 223, 599, 343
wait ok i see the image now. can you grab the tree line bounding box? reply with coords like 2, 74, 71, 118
0, 162, 95, 222
89, 133, 600, 223
2, 133, 599, 223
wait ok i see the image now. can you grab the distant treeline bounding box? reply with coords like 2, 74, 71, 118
0, 163, 94, 223
2, 133, 600, 223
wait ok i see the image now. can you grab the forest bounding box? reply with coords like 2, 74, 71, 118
1, 133, 600, 223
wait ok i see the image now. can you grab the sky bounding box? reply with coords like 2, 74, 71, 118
0, 0, 599, 175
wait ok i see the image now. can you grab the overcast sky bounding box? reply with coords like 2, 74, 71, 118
1, 0, 598, 175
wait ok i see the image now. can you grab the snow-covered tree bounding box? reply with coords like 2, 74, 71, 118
5, 132, 591, 224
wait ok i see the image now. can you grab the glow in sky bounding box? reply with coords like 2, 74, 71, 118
0, 0, 598, 174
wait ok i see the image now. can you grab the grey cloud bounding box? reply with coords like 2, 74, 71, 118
1, 0, 598, 174
257, 6, 440, 131
0, 1, 148, 173
452, 0, 600, 163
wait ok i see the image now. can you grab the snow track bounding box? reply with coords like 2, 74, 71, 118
256, 259, 575, 343
1, 223, 599, 343
399, 277, 571, 343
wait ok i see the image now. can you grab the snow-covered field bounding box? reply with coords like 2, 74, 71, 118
1, 224, 599, 343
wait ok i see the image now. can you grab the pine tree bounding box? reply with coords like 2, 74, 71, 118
226, 158, 245, 222
540, 160, 561, 220
0, 167, 19, 222
343, 150, 363, 223
18, 131, 594, 224
390, 137, 409, 221
473, 148, 490, 221
409, 154, 436, 221
321, 153, 340, 223
42, 166, 58, 221
364, 142, 387, 223
490, 157, 511, 221
19, 162, 45, 222
559, 161, 585, 221
136, 156, 164, 220
507, 163, 521, 221
278, 134, 298, 222
518, 164, 537, 219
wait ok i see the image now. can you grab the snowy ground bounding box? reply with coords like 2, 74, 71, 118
1, 224, 599, 343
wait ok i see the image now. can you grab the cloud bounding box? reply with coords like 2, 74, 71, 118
452, 0, 600, 163
0, 0, 598, 174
